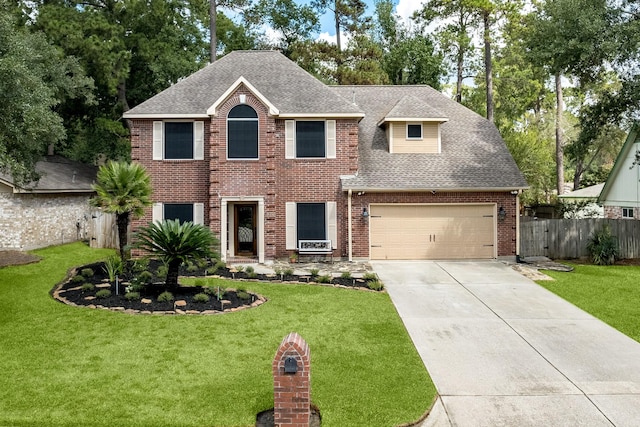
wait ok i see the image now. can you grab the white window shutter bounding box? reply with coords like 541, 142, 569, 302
152, 203, 163, 224
194, 121, 204, 160
285, 120, 295, 159
326, 120, 336, 159
193, 203, 204, 225
285, 202, 296, 249
153, 121, 163, 160
327, 201, 337, 249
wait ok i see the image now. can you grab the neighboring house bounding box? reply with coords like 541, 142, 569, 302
0, 156, 97, 250
123, 50, 527, 263
558, 183, 605, 218
599, 123, 640, 220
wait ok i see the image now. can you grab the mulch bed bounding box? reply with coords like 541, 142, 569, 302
53, 259, 381, 315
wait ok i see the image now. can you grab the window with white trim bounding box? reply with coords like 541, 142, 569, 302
152, 202, 204, 225
406, 123, 423, 140
622, 207, 634, 218
285, 201, 337, 249
285, 120, 336, 159
227, 105, 258, 159
153, 121, 204, 160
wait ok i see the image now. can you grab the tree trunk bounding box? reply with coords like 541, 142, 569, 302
335, 0, 341, 53
210, 0, 217, 62
455, 13, 464, 103
166, 259, 181, 290
116, 212, 130, 261
555, 72, 565, 195
484, 10, 494, 123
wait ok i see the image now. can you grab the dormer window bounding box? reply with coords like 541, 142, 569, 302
407, 123, 423, 140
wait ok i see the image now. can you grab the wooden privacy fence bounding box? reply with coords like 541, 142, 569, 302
88, 210, 119, 249
520, 219, 640, 259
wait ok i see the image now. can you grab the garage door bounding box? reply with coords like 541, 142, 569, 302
369, 204, 495, 260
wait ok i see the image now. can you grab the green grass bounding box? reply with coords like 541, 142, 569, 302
0, 242, 435, 427
538, 264, 640, 342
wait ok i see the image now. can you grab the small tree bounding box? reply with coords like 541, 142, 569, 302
586, 224, 619, 266
90, 161, 152, 260
134, 220, 218, 290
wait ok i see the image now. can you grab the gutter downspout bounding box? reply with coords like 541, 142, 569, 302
516, 191, 521, 261
348, 189, 353, 261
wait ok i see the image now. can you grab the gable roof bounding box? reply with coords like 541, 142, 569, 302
335, 85, 528, 191
559, 183, 604, 200
598, 122, 640, 204
123, 50, 364, 119
378, 94, 448, 126
0, 156, 97, 194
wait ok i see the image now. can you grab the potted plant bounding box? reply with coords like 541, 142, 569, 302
288, 252, 298, 263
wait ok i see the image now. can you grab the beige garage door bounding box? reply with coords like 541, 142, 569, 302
369, 204, 496, 260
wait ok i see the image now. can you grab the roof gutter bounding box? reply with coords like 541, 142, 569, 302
341, 186, 529, 193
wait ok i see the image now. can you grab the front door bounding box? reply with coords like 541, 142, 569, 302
234, 204, 257, 256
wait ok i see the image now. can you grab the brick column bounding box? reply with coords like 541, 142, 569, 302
272, 332, 311, 427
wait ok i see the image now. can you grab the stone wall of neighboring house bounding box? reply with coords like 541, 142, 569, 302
604, 206, 639, 220
0, 192, 93, 250
350, 191, 519, 259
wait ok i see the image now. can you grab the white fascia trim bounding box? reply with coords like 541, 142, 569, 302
377, 117, 449, 126
278, 113, 365, 119
207, 76, 279, 116
123, 113, 210, 119
341, 186, 529, 193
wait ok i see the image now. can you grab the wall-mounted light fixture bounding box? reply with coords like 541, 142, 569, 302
362, 207, 369, 219
510, 190, 519, 195
498, 206, 506, 222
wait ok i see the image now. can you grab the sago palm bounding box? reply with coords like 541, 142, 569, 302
91, 161, 152, 260
134, 219, 218, 289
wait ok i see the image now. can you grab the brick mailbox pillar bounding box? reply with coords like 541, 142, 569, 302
272, 332, 311, 427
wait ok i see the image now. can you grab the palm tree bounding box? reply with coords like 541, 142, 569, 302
91, 161, 153, 260
134, 220, 218, 289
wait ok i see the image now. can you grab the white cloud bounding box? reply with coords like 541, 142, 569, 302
316, 31, 351, 49
395, 0, 425, 23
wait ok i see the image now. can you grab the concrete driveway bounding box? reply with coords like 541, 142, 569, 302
371, 261, 640, 427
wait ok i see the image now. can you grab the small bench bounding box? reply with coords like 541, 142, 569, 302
298, 240, 333, 262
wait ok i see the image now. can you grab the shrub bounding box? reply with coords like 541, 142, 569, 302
124, 292, 140, 301
126, 282, 145, 293
81, 283, 95, 292
197, 259, 210, 269
363, 272, 377, 281
136, 270, 153, 284
103, 255, 123, 282
274, 267, 282, 276
156, 264, 168, 278
157, 291, 174, 302
587, 224, 619, 265
95, 289, 112, 299
81, 268, 94, 278
283, 268, 294, 276
205, 286, 227, 299
130, 257, 150, 274
186, 262, 198, 273
318, 275, 332, 283
367, 280, 384, 291
193, 293, 210, 303
340, 271, 352, 279
236, 285, 247, 293
235, 265, 245, 272
236, 291, 251, 301
212, 260, 226, 273
245, 265, 254, 274
71, 275, 85, 284
309, 268, 319, 277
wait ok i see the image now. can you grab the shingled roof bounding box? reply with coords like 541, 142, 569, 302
124, 50, 364, 118
334, 85, 528, 191
0, 156, 97, 193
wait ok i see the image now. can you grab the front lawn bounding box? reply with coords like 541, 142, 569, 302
0, 243, 435, 427
538, 264, 640, 342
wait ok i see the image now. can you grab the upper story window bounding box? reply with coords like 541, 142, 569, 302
153, 121, 204, 160
406, 123, 423, 140
622, 207, 634, 218
285, 119, 336, 159
227, 105, 258, 159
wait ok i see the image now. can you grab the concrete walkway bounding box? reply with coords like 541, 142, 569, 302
371, 261, 640, 427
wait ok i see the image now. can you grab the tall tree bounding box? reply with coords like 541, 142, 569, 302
91, 161, 153, 260
0, 2, 92, 185
209, 0, 252, 62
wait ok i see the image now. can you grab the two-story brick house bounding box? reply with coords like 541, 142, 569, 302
124, 50, 527, 263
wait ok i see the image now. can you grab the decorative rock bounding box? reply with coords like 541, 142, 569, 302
175, 309, 186, 315
141, 298, 152, 304
140, 311, 152, 315
186, 310, 199, 315
201, 310, 217, 315
96, 283, 111, 289
112, 307, 125, 311
84, 296, 96, 301
174, 300, 187, 307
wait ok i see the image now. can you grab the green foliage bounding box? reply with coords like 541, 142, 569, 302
283, 268, 294, 276
71, 275, 85, 284
156, 264, 168, 279
80, 268, 94, 278
90, 161, 152, 260
236, 291, 251, 301
103, 255, 124, 283
245, 266, 254, 274
193, 279, 206, 287
124, 291, 140, 301
126, 282, 145, 293
129, 257, 150, 274
367, 280, 384, 291
81, 283, 95, 292
318, 275, 332, 283
157, 291, 174, 302
193, 293, 210, 303
586, 224, 619, 266
136, 270, 153, 284
186, 262, 199, 273
363, 272, 378, 281
235, 265, 245, 272
95, 289, 112, 299
309, 268, 319, 277
340, 271, 352, 279
212, 260, 226, 273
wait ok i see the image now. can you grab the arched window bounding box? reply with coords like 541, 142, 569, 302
227, 104, 258, 159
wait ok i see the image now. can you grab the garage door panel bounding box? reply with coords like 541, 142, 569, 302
369, 204, 495, 260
